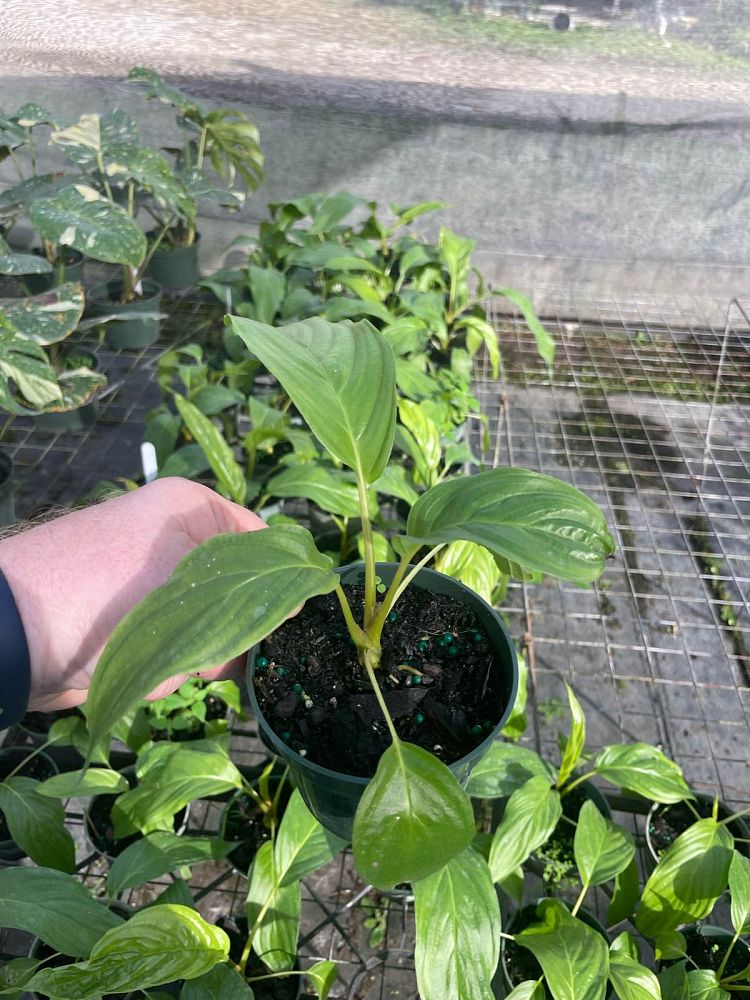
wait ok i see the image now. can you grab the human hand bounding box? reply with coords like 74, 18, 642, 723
0, 478, 267, 712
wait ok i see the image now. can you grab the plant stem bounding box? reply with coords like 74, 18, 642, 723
29, 129, 36, 175
559, 773, 589, 796
136, 216, 175, 286
570, 883, 588, 918
362, 645, 399, 745
8, 148, 24, 180
356, 472, 377, 628
239, 891, 276, 976
721, 806, 750, 826
334, 583, 373, 651
95, 151, 114, 203
196, 126, 208, 171
4, 735, 60, 782
369, 544, 445, 650
717, 931, 740, 981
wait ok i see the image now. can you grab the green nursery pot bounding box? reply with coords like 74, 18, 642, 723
247, 562, 519, 842
146, 232, 201, 290
0, 449, 14, 527
24, 248, 84, 294
89, 279, 163, 349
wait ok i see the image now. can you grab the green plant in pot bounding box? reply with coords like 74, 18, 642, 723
127, 66, 264, 290
143, 676, 240, 742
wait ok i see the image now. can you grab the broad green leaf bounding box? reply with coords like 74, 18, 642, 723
504, 982, 546, 1000
51, 110, 139, 171
557, 684, 586, 788
636, 819, 734, 938
0, 957, 42, 997
395, 357, 441, 401
37, 767, 128, 798
246, 841, 300, 973
228, 316, 396, 484
488, 775, 562, 883
398, 398, 441, 485
574, 800, 635, 886
275, 789, 347, 887
591, 744, 692, 804
309, 192, 364, 234
516, 899, 609, 1000
267, 464, 362, 518
180, 962, 253, 999
175, 393, 246, 503
413, 847, 500, 1000
29, 184, 146, 267
608, 857, 640, 925
730, 851, 750, 934
659, 962, 689, 1000
115, 744, 243, 834
405, 468, 614, 586
610, 932, 640, 961
26, 904, 229, 999
353, 740, 474, 889
192, 384, 245, 416
608, 951, 661, 1000
48, 715, 107, 765
460, 314, 501, 378
0, 778, 74, 871
108, 831, 236, 896
248, 264, 286, 324
437, 539, 502, 604
0, 866, 122, 957
465, 742, 554, 799
392, 199, 445, 228
304, 959, 337, 999
159, 442, 212, 480
686, 971, 729, 1000
0, 173, 71, 216
203, 678, 242, 713
0, 282, 84, 345
372, 463, 420, 506
86, 525, 337, 749
0, 320, 61, 411
495, 288, 555, 366
655, 932, 688, 961
499, 866, 525, 904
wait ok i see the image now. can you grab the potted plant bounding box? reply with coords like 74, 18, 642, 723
128, 66, 264, 290
219, 757, 294, 876
142, 676, 240, 742
646, 794, 750, 863
84, 315, 614, 998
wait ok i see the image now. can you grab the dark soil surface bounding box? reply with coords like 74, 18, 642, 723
223, 778, 293, 876
662, 929, 750, 1000
254, 585, 506, 776
0, 750, 56, 843
648, 798, 750, 858
17, 708, 80, 737
220, 916, 299, 1000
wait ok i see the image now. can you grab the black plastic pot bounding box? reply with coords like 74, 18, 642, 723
499, 900, 609, 997
24, 248, 84, 294
84, 767, 189, 861
0, 748, 58, 862
0, 449, 14, 526
659, 926, 750, 1000
89, 279, 163, 349
247, 562, 519, 842
146, 232, 200, 290
646, 794, 750, 863
33, 348, 101, 432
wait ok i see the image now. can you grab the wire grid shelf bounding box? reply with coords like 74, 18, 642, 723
481, 293, 750, 810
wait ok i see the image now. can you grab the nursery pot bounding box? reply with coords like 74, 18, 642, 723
658, 925, 750, 999
33, 347, 101, 432
247, 562, 519, 842
89, 279, 163, 349
646, 794, 750, 864
84, 766, 189, 861
0, 449, 14, 527
24, 248, 84, 294
0, 748, 58, 862
146, 232, 201, 290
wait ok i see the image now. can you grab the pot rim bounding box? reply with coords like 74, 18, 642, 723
247, 561, 519, 787
88, 278, 163, 304
645, 793, 750, 864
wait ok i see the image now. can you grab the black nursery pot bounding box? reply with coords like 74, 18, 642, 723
89, 279, 163, 349
646, 794, 750, 863
0, 449, 14, 527
0, 748, 58, 862
33, 348, 101, 432
146, 232, 201, 290
24, 248, 84, 294
659, 926, 750, 1000
247, 562, 519, 842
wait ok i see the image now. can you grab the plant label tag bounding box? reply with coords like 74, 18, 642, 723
141, 441, 158, 484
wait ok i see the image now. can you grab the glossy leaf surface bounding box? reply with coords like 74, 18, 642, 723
0, 778, 74, 871
406, 468, 614, 585
557, 682, 585, 788
413, 847, 500, 1000
608, 951, 661, 1000
516, 899, 609, 1000
267, 464, 362, 519
246, 841, 300, 973
108, 831, 236, 896
0, 866, 122, 957
730, 851, 750, 934
275, 789, 347, 887
175, 393, 246, 503
180, 963, 253, 999
489, 775, 561, 884
228, 316, 396, 483
37, 767, 128, 798
86, 525, 337, 748
0, 283, 84, 346
304, 960, 338, 1000
636, 818, 734, 938
26, 904, 228, 999
465, 742, 554, 799
353, 740, 474, 889
574, 800, 635, 886
591, 743, 692, 804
